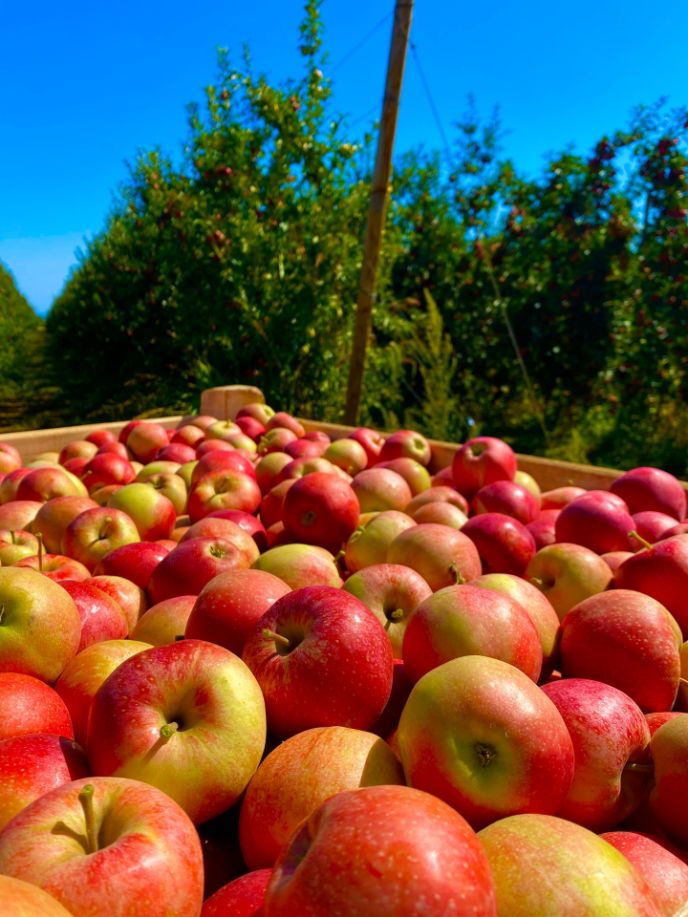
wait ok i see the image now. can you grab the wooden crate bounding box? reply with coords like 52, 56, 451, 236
1, 383, 625, 491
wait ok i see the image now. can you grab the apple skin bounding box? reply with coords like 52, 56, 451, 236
540, 678, 652, 831
60, 580, 129, 652
379, 429, 432, 467
16, 465, 88, 503
254, 452, 293, 494
375, 457, 432, 496
54, 639, 153, 747
187, 469, 262, 522
397, 655, 575, 830
524, 541, 613, 621
129, 595, 196, 646
80, 452, 136, 493
387, 522, 482, 591
477, 813, 662, 916
185, 568, 291, 656
0, 776, 205, 917
526, 507, 560, 548
322, 438, 368, 476
343, 510, 416, 574
93, 539, 170, 590
88, 574, 147, 634
632, 510, 682, 545
0, 672, 74, 741
347, 426, 385, 465
600, 830, 688, 916
263, 784, 497, 916
0, 874, 76, 915
0, 527, 39, 565
0, 441, 22, 473
472, 479, 540, 524
147, 536, 248, 603
15, 552, 92, 583
649, 714, 688, 847
610, 465, 687, 521
242, 585, 393, 740
0, 733, 90, 831
350, 467, 414, 513
62, 506, 141, 572
190, 449, 256, 486
401, 583, 543, 685
0, 567, 82, 683
125, 421, 170, 463
28, 495, 98, 554
342, 562, 431, 658
0, 498, 43, 530
555, 490, 637, 554
558, 589, 682, 713
106, 482, 177, 541
87, 639, 267, 825
540, 485, 587, 510
460, 512, 537, 576
405, 484, 469, 517
614, 534, 688, 637
451, 435, 517, 499
251, 543, 342, 589
202, 869, 272, 917
281, 471, 360, 553
408, 500, 468, 529
265, 411, 305, 438
180, 517, 260, 567
239, 725, 405, 869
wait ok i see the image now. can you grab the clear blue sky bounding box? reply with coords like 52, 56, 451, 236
2, 0, 686, 316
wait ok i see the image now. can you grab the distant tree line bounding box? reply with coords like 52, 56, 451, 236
2, 1, 688, 474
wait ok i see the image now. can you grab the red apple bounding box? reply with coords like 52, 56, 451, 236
525, 541, 613, 621
89, 573, 147, 634
611, 466, 687, 521
0, 873, 76, 914
60, 580, 129, 651
387, 522, 482, 591
81, 452, 136, 493
555, 490, 636, 554
472, 479, 540, 524
93, 539, 170, 590
350, 467, 413, 513
62, 506, 140, 572
28, 495, 98, 554
601, 830, 688, 915
452, 435, 517, 498
147, 536, 248, 603
125, 422, 170, 464
614, 534, 688, 637
202, 869, 272, 917
282, 471, 359, 553
0, 672, 74, 740
460, 512, 537, 576
187, 470, 262, 522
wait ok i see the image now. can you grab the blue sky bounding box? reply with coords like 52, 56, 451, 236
2, 0, 686, 316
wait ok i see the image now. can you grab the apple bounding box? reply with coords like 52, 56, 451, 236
62, 506, 140, 572
54, 638, 153, 747
559, 589, 682, 712
451, 435, 517, 498
0, 567, 82, 683
0, 499, 43, 530
322, 438, 368, 475
239, 725, 404, 869
541, 678, 652, 831
87, 639, 267, 825
378, 429, 432, 467
147, 536, 248, 604
282, 471, 359, 553
632, 510, 683, 545
136, 460, 182, 481
459, 512, 537, 576
17, 465, 88, 502
125, 422, 170, 463
555, 490, 636, 554
185, 568, 291, 656
259, 479, 296, 529
387, 522, 482, 591
345, 427, 385, 466
375, 457, 432, 496
471, 479, 540, 524
15, 552, 92, 583
254, 452, 293, 494
235, 414, 267, 441
170, 423, 205, 448
180, 517, 260, 567
262, 784, 497, 916
106, 482, 177, 541
614, 534, 688, 637
401, 583, 543, 684
649, 714, 688, 847
539, 485, 587, 510
28, 494, 98, 554
0, 672, 74, 740
524, 541, 613, 620
477, 813, 662, 915
350, 467, 413, 513
178, 412, 219, 431
610, 466, 687, 521
251, 543, 342, 589
258, 427, 298, 455
130, 595, 196, 646
397, 655, 575, 829
0, 441, 22, 474
80, 452, 136, 493
601, 830, 688, 915
265, 411, 305, 438
342, 562, 431, 658
284, 437, 329, 461
88, 574, 147, 634
202, 869, 272, 917
526, 507, 560, 548
60, 580, 129, 651
242, 585, 394, 739
207, 508, 268, 552
190, 449, 256, 486
0, 776, 204, 917
93, 539, 170, 590
187, 469, 262, 522
405, 484, 469, 517
0, 527, 39, 565
155, 442, 197, 464
0, 873, 78, 914
58, 440, 99, 466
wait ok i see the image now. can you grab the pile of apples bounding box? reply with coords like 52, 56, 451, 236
1, 403, 688, 915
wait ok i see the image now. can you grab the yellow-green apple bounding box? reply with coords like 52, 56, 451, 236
540, 484, 587, 509
614, 534, 688, 637
525, 541, 613, 620
541, 677, 652, 830
452, 435, 517, 499
0, 528, 38, 565
60, 580, 129, 651
343, 563, 431, 658
322, 438, 368, 475
559, 589, 682, 712
0, 567, 81, 682
55, 638, 153, 747
526, 507, 560, 548
477, 813, 662, 916
147, 536, 247, 603
204, 419, 242, 444
106, 482, 177, 541
351, 467, 413, 513
387, 522, 482, 591
0, 776, 204, 917
89, 574, 147, 633
130, 595, 196, 646
263, 784, 497, 916
555, 490, 636, 554
376, 457, 432, 496
202, 869, 272, 917
0, 672, 74, 740
401, 583, 543, 684
80, 452, 136, 493
472, 479, 540, 524
138, 470, 187, 515
514, 468, 541, 499
93, 540, 170, 590
0, 499, 42, 530
610, 466, 687, 520
15, 552, 91, 583
187, 470, 262, 522
601, 830, 688, 915
135, 459, 182, 481
180, 516, 260, 566
239, 725, 404, 869
397, 655, 575, 829
185, 568, 291, 656
343, 510, 416, 573
649, 714, 688, 846
282, 471, 359, 553
1, 874, 77, 914
58, 440, 99, 465
252, 543, 342, 589
16, 466, 88, 503
460, 512, 537, 575
87, 639, 266, 824
125, 421, 170, 464
242, 585, 393, 739
28, 495, 98, 554
0, 733, 89, 831
62, 506, 140, 572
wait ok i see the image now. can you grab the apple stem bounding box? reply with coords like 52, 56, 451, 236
449, 562, 465, 585
160, 722, 179, 739
624, 761, 654, 775
530, 576, 544, 588
262, 628, 291, 649
628, 530, 653, 551
79, 783, 99, 854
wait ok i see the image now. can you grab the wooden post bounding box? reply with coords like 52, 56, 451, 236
343, 0, 414, 425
